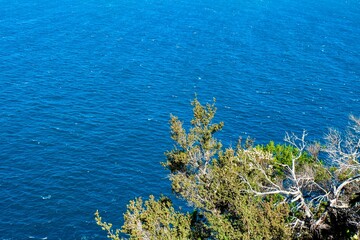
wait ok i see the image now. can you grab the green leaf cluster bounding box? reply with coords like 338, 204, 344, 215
96, 98, 360, 239
121, 195, 192, 239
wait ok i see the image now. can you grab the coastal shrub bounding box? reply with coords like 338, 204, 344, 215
96, 98, 360, 239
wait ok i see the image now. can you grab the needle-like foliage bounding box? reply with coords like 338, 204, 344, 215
96, 98, 359, 239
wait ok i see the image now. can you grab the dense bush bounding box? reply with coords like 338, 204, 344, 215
96, 98, 360, 239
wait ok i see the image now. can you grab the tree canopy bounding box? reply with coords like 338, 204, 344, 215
96, 98, 360, 239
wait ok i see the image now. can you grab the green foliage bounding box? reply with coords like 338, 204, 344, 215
95, 210, 121, 240
257, 141, 310, 165
161, 98, 291, 239
96, 98, 360, 240
163, 98, 223, 175
256, 141, 331, 183
96, 196, 191, 240
121, 195, 192, 239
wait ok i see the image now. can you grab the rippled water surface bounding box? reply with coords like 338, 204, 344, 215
0, 0, 359, 238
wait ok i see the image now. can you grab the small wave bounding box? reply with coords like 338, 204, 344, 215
41, 195, 51, 200
255, 90, 271, 94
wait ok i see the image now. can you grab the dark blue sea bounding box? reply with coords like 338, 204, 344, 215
0, 0, 359, 239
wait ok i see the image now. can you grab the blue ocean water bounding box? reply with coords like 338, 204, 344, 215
0, 0, 359, 238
